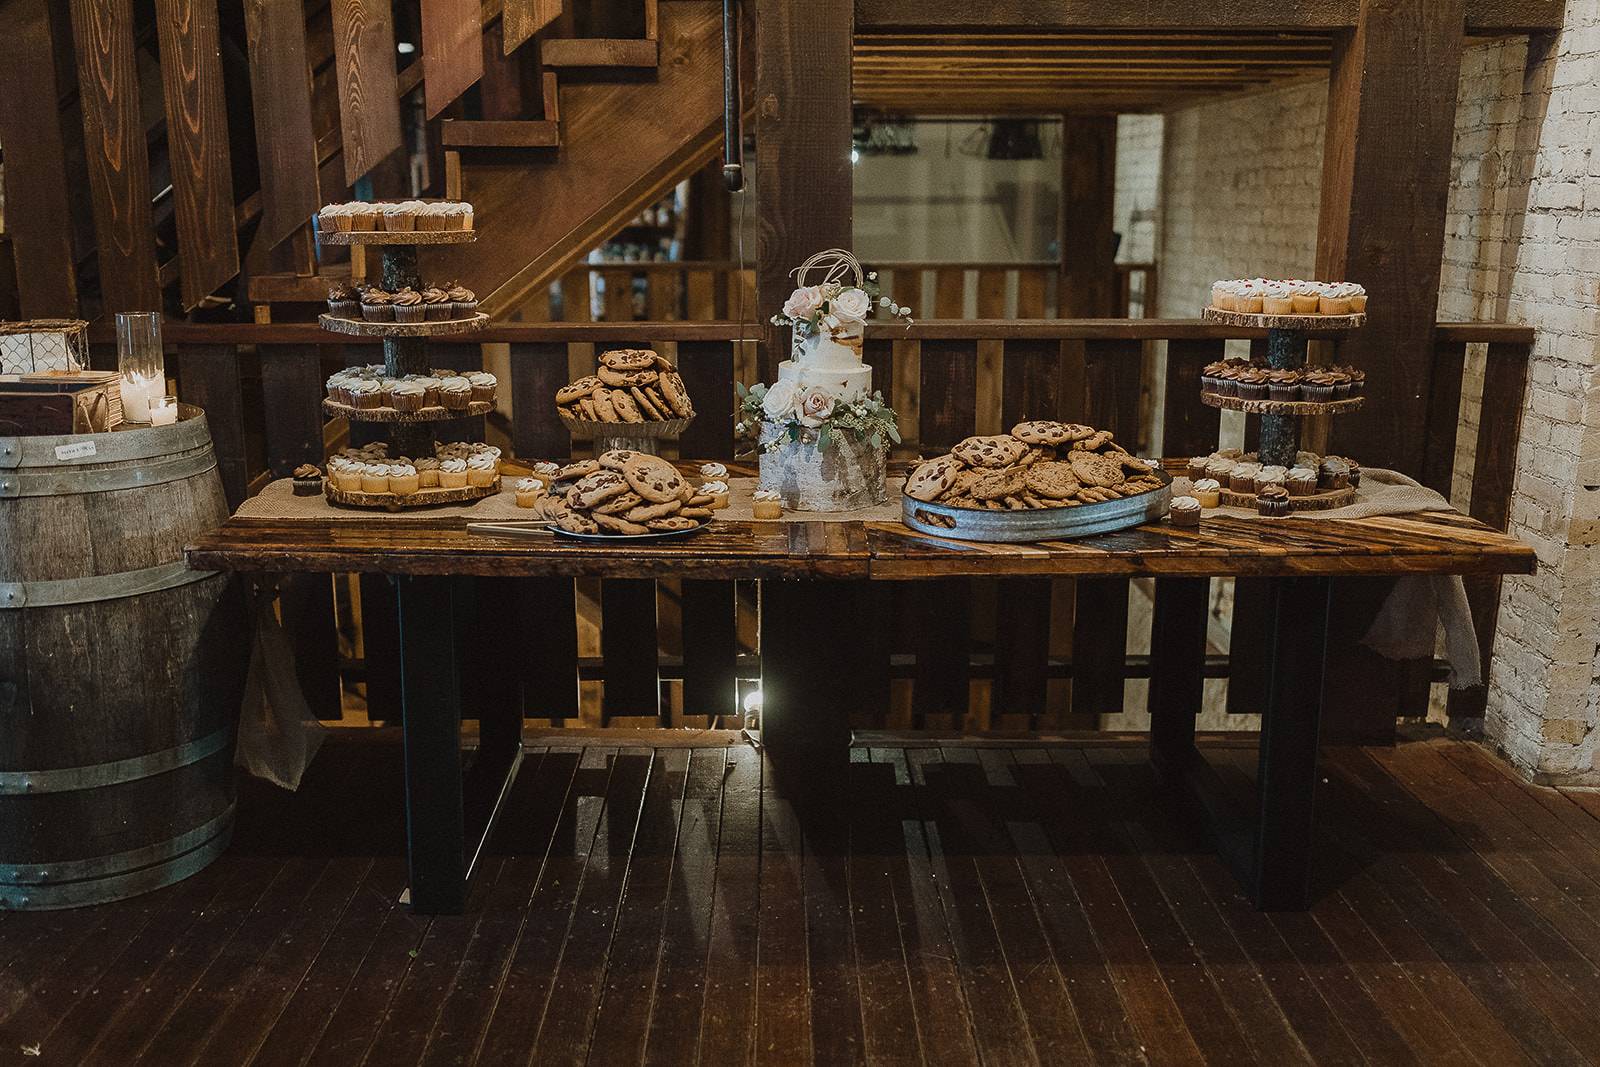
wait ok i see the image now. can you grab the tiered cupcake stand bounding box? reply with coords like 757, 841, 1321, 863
1200, 306, 1365, 511
315, 227, 496, 509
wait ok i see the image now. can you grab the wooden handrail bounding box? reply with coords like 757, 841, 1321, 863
127, 318, 1535, 346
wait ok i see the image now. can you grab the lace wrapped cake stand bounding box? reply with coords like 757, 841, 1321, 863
560, 413, 693, 457
758, 422, 888, 511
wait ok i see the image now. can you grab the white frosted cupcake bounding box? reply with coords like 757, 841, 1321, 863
359, 462, 390, 494
467, 453, 499, 487
699, 480, 730, 509
699, 462, 728, 480
752, 489, 782, 519
389, 463, 419, 496
439, 457, 468, 489
514, 477, 546, 507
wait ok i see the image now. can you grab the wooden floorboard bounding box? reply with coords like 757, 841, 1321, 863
8, 732, 1600, 1065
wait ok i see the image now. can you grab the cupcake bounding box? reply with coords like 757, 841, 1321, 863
1257, 465, 1288, 493
389, 463, 420, 496
752, 489, 782, 520
466, 371, 498, 404
449, 202, 473, 231
1319, 457, 1350, 490
348, 202, 380, 231
415, 456, 442, 487
1286, 466, 1319, 496
1267, 370, 1300, 402
1347, 367, 1366, 397
346, 378, 382, 410
1229, 462, 1262, 494
318, 203, 353, 232
1256, 484, 1292, 516
447, 283, 478, 318
439, 457, 468, 489
292, 463, 323, 495
1191, 478, 1221, 508
392, 287, 425, 323
440, 375, 473, 410
532, 461, 562, 480
1204, 458, 1236, 484
1210, 282, 1231, 311
1169, 495, 1202, 527
1348, 285, 1368, 312
700, 462, 728, 480
398, 374, 439, 408
1262, 281, 1295, 316
1328, 368, 1353, 400
1187, 456, 1210, 480
327, 282, 358, 319
1236, 368, 1270, 400
325, 371, 349, 405
514, 477, 546, 507
359, 462, 390, 494
1291, 281, 1321, 315
381, 201, 417, 232
330, 459, 363, 493
1318, 283, 1352, 315
389, 378, 425, 413
361, 288, 395, 322
1300, 371, 1335, 402
1340, 457, 1362, 487
1235, 281, 1265, 314
431, 368, 458, 379
467, 452, 499, 487
416, 202, 450, 232
421, 286, 452, 321
700, 480, 730, 509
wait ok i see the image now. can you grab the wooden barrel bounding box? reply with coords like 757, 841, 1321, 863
0, 407, 247, 909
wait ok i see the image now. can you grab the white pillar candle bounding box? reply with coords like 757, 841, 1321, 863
121, 371, 161, 425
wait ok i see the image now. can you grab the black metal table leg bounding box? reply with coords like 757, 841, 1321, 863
758, 579, 857, 792
395, 574, 467, 914
1251, 575, 1332, 909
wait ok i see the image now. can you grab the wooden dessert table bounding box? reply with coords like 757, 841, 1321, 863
186, 477, 1533, 915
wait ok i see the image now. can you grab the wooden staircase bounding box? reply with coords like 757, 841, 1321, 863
247, 0, 730, 319
426, 0, 727, 317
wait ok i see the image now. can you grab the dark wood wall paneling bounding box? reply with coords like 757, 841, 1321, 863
329, 0, 405, 185
242, 0, 321, 254
152, 0, 240, 311
421, 0, 484, 118
1059, 115, 1119, 319
68, 0, 161, 313
0, 0, 80, 317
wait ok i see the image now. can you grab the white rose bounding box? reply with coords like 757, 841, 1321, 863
830, 287, 872, 324
782, 286, 824, 322
761, 378, 800, 419
796, 386, 837, 428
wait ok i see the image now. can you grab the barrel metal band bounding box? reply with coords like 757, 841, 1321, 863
0, 806, 235, 885
0, 724, 233, 795
0, 816, 234, 910
0, 559, 217, 610
0, 446, 216, 498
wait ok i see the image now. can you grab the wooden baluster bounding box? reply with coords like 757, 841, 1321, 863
1447, 341, 1531, 725
889, 268, 924, 443
175, 344, 248, 509
1162, 338, 1225, 459
975, 268, 1007, 434
994, 337, 1067, 729
1072, 337, 1142, 723
914, 338, 977, 728
602, 269, 634, 322
677, 340, 738, 723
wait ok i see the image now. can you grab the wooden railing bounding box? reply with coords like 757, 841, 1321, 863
503, 260, 1156, 322
144, 317, 1529, 736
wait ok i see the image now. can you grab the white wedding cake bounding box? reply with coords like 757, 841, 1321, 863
749, 250, 908, 513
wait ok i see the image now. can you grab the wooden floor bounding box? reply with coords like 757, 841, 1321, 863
4, 731, 1600, 1066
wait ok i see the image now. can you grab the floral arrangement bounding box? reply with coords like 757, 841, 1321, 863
736, 381, 901, 454
767, 248, 912, 342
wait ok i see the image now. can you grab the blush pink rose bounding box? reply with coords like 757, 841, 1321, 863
796, 386, 837, 428
782, 286, 824, 322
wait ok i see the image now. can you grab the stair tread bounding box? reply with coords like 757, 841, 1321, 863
541, 38, 659, 68
442, 119, 561, 149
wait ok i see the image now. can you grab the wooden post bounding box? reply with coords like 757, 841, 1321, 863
754, 0, 852, 382
1059, 114, 1118, 318
1315, 0, 1463, 475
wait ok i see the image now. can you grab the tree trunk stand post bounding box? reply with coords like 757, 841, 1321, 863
380, 245, 433, 459
1257, 328, 1307, 467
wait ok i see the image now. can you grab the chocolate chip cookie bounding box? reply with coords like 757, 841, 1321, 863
905, 455, 961, 501
952, 435, 1027, 469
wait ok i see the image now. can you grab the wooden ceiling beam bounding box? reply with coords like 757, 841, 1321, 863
853, 0, 1564, 34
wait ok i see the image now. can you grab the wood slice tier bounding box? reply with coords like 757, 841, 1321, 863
1201, 392, 1365, 415
1201, 307, 1366, 331
323, 399, 495, 423
315, 229, 477, 246
319, 313, 489, 337
324, 478, 500, 511
1219, 485, 1358, 512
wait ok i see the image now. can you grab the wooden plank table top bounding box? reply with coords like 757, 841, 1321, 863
187, 496, 1533, 581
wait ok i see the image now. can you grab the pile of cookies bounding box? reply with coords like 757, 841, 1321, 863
905, 422, 1162, 510
556, 349, 695, 425
543, 450, 716, 536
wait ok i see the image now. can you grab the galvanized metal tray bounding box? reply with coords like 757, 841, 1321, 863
900, 469, 1172, 543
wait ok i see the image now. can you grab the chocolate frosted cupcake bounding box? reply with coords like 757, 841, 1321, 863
360, 287, 395, 322
327, 282, 358, 319
1301, 371, 1335, 402
1267, 369, 1299, 402
392, 287, 425, 323
421, 286, 452, 321
1346, 367, 1366, 397
1257, 484, 1292, 516
1318, 457, 1350, 490
292, 463, 323, 495
1236, 368, 1270, 400
1328, 368, 1353, 399
447, 283, 478, 318
1169, 496, 1202, 528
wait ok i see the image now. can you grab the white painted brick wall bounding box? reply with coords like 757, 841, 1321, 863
1156, 16, 1600, 779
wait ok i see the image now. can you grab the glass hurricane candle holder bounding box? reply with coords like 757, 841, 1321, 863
148, 394, 178, 427
116, 312, 164, 425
